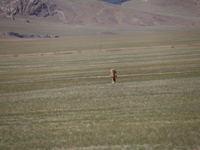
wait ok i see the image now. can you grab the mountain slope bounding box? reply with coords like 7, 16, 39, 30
53, 1, 191, 27
0, 0, 58, 19
1, 0, 198, 27
122, 0, 200, 19
0, 0, 199, 37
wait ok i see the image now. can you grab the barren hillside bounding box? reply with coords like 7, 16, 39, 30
0, 0, 200, 37
122, 0, 200, 19
0, 0, 199, 27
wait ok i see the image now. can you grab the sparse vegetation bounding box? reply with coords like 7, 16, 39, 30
0, 30, 200, 149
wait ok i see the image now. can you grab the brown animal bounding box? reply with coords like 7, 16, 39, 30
110, 69, 117, 83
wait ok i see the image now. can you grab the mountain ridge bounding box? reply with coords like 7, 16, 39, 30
0, 0, 59, 20
0, 0, 199, 37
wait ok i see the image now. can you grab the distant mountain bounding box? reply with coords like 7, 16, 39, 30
0, 0, 199, 28
98, 0, 130, 5
0, 0, 58, 20
121, 0, 200, 23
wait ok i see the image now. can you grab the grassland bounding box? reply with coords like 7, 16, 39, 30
0, 29, 200, 150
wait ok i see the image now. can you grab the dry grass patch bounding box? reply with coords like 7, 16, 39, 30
0, 30, 200, 149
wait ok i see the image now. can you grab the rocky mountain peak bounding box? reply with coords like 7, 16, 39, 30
0, 0, 58, 19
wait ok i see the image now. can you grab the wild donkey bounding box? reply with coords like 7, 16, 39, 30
110, 69, 117, 83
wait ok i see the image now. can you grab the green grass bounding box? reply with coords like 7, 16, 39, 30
0, 30, 200, 150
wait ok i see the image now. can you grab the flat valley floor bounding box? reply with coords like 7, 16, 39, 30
0, 29, 200, 149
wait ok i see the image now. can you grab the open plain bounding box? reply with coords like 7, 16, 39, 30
0, 28, 200, 149
0, 0, 200, 149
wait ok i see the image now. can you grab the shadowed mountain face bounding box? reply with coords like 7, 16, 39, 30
98, 0, 130, 5
0, 0, 58, 19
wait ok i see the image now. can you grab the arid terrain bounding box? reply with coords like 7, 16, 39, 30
0, 1, 200, 150
0, 0, 200, 38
